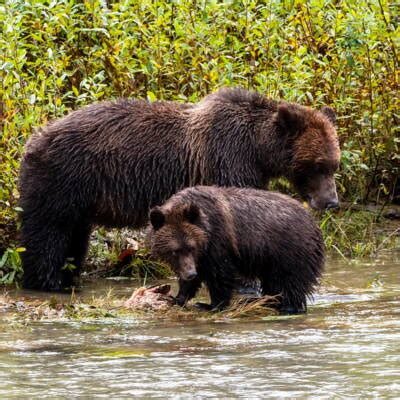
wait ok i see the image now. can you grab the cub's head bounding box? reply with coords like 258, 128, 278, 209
147, 202, 208, 281
275, 103, 340, 210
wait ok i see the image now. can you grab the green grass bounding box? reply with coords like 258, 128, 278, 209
320, 208, 399, 258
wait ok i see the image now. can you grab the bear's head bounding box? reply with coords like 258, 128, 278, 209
274, 103, 340, 210
147, 202, 208, 281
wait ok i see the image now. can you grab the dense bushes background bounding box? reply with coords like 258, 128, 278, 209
1, 0, 399, 256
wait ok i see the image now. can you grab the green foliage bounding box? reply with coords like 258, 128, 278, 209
1, 0, 399, 282
119, 248, 172, 282
320, 208, 399, 257
87, 228, 172, 281
0, 247, 24, 285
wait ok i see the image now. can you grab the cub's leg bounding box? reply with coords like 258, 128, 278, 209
201, 271, 235, 311
175, 277, 202, 306
259, 274, 307, 314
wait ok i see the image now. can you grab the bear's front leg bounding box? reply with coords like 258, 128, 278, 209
209, 290, 232, 311
203, 277, 234, 312
175, 277, 202, 307
195, 258, 236, 312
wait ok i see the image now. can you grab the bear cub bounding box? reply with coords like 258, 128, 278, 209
147, 186, 325, 314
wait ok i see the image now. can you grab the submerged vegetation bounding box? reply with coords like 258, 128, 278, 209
1, 0, 399, 284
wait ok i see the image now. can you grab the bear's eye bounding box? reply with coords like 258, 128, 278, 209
171, 250, 179, 257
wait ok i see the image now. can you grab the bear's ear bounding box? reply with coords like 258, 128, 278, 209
150, 207, 165, 230
320, 106, 336, 125
276, 104, 306, 135
184, 203, 200, 224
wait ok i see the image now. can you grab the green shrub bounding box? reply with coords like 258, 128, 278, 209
320, 208, 399, 258
0, 247, 24, 285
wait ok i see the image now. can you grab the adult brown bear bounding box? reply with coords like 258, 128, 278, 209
19, 87, 339, 291
147, 186, 325, 314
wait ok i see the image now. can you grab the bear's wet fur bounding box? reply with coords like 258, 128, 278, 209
147, 186, 325, 314
19, 87, 338, 291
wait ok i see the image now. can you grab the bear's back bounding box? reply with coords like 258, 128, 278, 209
171, 185, 322, 262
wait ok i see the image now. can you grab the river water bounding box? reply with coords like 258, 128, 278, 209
1, 251, 399, 398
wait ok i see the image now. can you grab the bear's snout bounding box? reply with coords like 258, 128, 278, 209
308, 175, 339, 211
178, 254, 198, 281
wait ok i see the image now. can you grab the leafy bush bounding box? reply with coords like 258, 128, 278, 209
1, 0, 398, 265
0, 247, 24, 285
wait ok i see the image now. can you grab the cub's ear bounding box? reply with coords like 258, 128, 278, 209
184, 203, 200, 224
276, 103, 306, 135
320, 106, 336, 125
149, 207, 165, 230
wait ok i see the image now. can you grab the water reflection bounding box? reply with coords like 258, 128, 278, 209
0, 251, 399, 397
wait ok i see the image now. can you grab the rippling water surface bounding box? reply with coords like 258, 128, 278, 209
1, 252, 399, 398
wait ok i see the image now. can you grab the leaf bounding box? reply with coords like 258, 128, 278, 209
0, 251, 9, 269
146, 91, 157, 102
